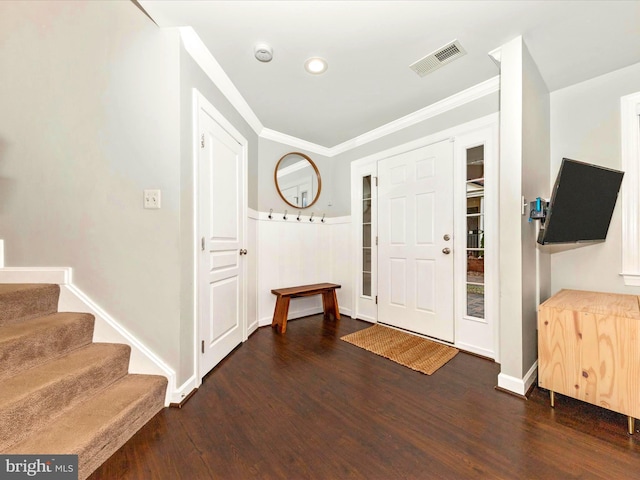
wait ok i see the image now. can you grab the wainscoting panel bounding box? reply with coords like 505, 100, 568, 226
251, 211, 352, 327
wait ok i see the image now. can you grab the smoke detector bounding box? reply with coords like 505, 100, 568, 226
254, 43, 273, 62
409, 39, 466, 77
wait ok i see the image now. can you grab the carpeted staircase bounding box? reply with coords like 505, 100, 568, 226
0, 283, 167, 479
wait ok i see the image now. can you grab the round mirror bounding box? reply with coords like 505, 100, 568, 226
274, 152, 322, 209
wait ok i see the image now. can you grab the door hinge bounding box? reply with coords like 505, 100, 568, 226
376, 236, 378, 246
200, 133, 205, 148
201, 237, 205, 251
375, 176, 378, 187
375, 295, 378, 304
201, 340, 205, 354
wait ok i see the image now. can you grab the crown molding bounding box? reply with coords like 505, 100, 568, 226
488, 47, 502, 69
260, 128, 333, 157
179, 26, 500, 158
179, 27, 264, 135
328, 75, 500, 156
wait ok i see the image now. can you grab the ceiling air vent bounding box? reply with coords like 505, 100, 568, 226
409, 40, 466, 77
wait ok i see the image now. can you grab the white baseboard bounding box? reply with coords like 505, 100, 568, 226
248, 319, 259, 336
258, 306, 327, 327
171, 375, 198, 405
455, 341, 495, 360
258, 306, 352, 328
0, 266, 177, 406
0, 266, 71, 284
353, 314, 376, 323
59, 284, 176, 406
498, 361, 538, 396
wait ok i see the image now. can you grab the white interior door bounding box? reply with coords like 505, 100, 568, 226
378, 140, 454, 342
198, 109, 246, 379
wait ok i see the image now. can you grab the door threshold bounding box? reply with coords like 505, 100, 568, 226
377, 321, 454, 346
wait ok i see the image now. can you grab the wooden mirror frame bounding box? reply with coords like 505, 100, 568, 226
274, 152, 322, 209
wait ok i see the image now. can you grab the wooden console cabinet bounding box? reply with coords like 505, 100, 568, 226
538, 289, 640, 434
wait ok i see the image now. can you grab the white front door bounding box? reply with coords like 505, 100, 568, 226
198, 108, 246, 379
378, 140, 454, 342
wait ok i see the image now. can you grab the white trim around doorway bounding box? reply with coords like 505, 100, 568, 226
192, 89, 249, 389
349, 112, 500, 359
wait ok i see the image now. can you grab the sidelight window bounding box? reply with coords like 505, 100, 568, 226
362, 175, 372, 297
466, 145, 484, 319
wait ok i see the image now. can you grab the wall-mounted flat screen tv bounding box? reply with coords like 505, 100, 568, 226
537, 158, 624, 245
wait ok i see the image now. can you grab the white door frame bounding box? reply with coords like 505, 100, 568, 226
350, 162, 378, 322
349, 113, 500, 357
453, 123, 500, 361
192, 89, 248, 387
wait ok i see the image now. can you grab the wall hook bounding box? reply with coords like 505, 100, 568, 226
309, 212, 314, 222
268, 208, 273, 219
321, 213, 325, 223
297, 211, 302, 221
283, 210, 288, 220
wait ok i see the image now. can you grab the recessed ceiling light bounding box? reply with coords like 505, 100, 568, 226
304, 57, 328, 75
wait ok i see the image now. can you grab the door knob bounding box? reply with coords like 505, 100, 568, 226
239, 249, 248, 255
442, 248, 451, 254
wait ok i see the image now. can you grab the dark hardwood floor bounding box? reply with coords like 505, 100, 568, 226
90, 315, 640, 479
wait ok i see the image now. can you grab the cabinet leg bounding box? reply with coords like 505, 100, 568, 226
550, 391, 555, 408
628, 416, 635, 435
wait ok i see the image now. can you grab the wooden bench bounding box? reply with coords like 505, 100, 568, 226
271, 283, 341, 333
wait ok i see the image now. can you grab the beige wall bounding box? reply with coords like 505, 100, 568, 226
549, 62, 640, 296
0, 1, 267, 388
0, 1, 183, 370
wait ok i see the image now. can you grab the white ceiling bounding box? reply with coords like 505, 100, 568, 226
139, 1, 640, 148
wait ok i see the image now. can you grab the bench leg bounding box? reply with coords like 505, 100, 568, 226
322, 290, 340, 321
271, 296, 290, 334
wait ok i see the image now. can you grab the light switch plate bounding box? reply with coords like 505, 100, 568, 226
144, 189, 161, 209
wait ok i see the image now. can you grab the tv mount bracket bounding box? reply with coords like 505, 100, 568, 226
529, 197, 549, 223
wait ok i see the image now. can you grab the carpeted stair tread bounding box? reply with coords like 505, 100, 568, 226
0, 283, 60, 326
7, 374, 167, 480
0, 312, 95, 380
0, 281, 167, 478
0, 343, 131, 452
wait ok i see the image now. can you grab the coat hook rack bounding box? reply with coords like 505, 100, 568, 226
309, 212, 314, 222
268, 208, 273, 219
321, 213, 325, 223
283, 210, 288, 220
296, 211, 302, 221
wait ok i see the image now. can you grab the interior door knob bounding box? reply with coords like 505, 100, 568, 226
442, 248, 451, 254
239, 249, 248, 255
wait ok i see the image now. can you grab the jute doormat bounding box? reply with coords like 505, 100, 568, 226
341, 324, 459, 375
